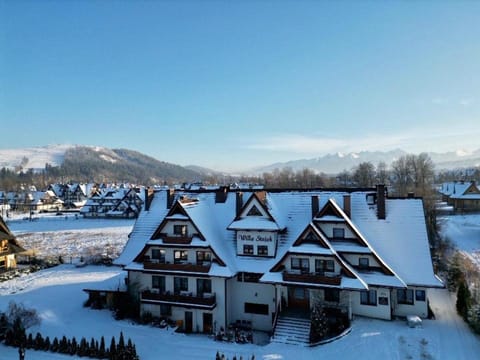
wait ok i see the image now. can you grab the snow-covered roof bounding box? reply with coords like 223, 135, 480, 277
117, 188, 442, 288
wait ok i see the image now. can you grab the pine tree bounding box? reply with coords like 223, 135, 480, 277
44, 336, 51, 351
51, 337, 59, 352
34, 332, 44, 350
26, 333, 34, 349
109, 336, 117, 359
99, 336, 106, 358
118, 331, 125, 352
310, 303, 328, 343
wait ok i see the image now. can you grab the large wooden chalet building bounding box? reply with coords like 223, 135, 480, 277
0, 216, 25, 271
114, 185, 442, 335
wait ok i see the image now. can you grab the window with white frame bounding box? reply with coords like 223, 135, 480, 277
291, 257, 310, 273
173, 224, 187, 236
174, 250, 188, 264
397, 289, 414, 305
151, 248, 166, 263
360, 289, 377, 306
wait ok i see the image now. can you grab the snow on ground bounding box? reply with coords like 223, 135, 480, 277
438, 213, 480, 268
1, 265, 480, 359
6, 213, 134, 260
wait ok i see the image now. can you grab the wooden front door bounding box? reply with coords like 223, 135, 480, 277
203, 313, 213, 334
288, 287, 310, 311
185, 311, 193, 333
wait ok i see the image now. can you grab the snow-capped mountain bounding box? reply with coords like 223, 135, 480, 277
252, 149, 480, 174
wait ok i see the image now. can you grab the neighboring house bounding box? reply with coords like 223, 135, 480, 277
108, 185, 442, 336
0, 216, 25, 271
48, 183, 95, 210
80, 187, 144, 219
439, 181, 480, 212
15, 190, 64, 213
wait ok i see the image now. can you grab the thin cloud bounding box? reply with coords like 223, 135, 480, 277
245, 129, 480, 156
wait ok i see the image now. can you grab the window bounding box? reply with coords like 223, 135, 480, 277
196, 251, 211, 265
197, 278, 212, 295
174, 277, 188, 294
243, 272, 262, 283
152, 276, 165, 292
415, 289, 426, 302
244, 302, 269, 315
173, 224, 187, 236
174, 250, 188, 264
243, 244, 254, 255
379, 297, 389, 305
333, 228, 345, 239
360, 290, 377, 306
151, 248, 166, 263
315, 259, 335, 274
246, 205, 262, 216
257, 245, 268, 256
291, 257, 310, 273
324, 289, 340, 302
359, 257, 369, 269
397, 289, 414, 305
160, 304, 171, 316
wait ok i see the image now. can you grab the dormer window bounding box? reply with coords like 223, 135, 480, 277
174, 224, 187, 237
247, 205, 262, 216
333, 228, 345, 239
359, 257, 369, 269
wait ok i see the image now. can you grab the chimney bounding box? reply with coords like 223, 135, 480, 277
311, 195, 319, 218
215, 186, 228, 203
236, 192, 243, 217
376, 184, 386, 220
343, 194, 351, 217
144, 187, 154, 211
407, 192, 415, 198
166, 188, 175, 209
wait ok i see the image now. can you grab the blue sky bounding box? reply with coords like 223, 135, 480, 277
1, 1, 479, 172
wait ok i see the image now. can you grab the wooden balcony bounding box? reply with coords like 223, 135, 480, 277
141, 290, 216, 308
143, 261, 211, 273
282, 271, 341, 286
162, 236, 193, 244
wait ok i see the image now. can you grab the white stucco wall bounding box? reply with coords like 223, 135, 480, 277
227, 278, 276, 331
351, 287, 391, 320
392, 287, 429, 318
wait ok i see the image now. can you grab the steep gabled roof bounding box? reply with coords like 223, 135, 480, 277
227, 192, 283, 231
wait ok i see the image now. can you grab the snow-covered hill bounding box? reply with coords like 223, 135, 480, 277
0, 144, 75, 171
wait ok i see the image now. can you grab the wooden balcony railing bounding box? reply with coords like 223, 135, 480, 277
143, 261, 211, 273
162, 236, 193, 244
282, 271, 341, 286
141, 290, 216, 307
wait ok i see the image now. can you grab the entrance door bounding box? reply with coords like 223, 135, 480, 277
203, 313, 213, 334
185, 311, 193, 333
288, 287, 310, 311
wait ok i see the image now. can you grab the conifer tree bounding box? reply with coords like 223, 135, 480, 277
44, 336, 51, 351
99, 336, 106, 358
109, 336, 117, 359
51, 337, 59, 352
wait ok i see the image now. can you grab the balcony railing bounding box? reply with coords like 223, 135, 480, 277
141, 290, 216, 307
162, 235, 194, 244
282, 270, 341, 286
143, 260, 211, 273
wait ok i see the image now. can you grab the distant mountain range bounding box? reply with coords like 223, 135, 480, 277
251, 148, 480, 175
0, 145, 479, 182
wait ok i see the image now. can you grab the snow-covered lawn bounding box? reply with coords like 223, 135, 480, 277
438, 213, 480, 268
6, 214, 134, 260
1, 265, 480, 359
